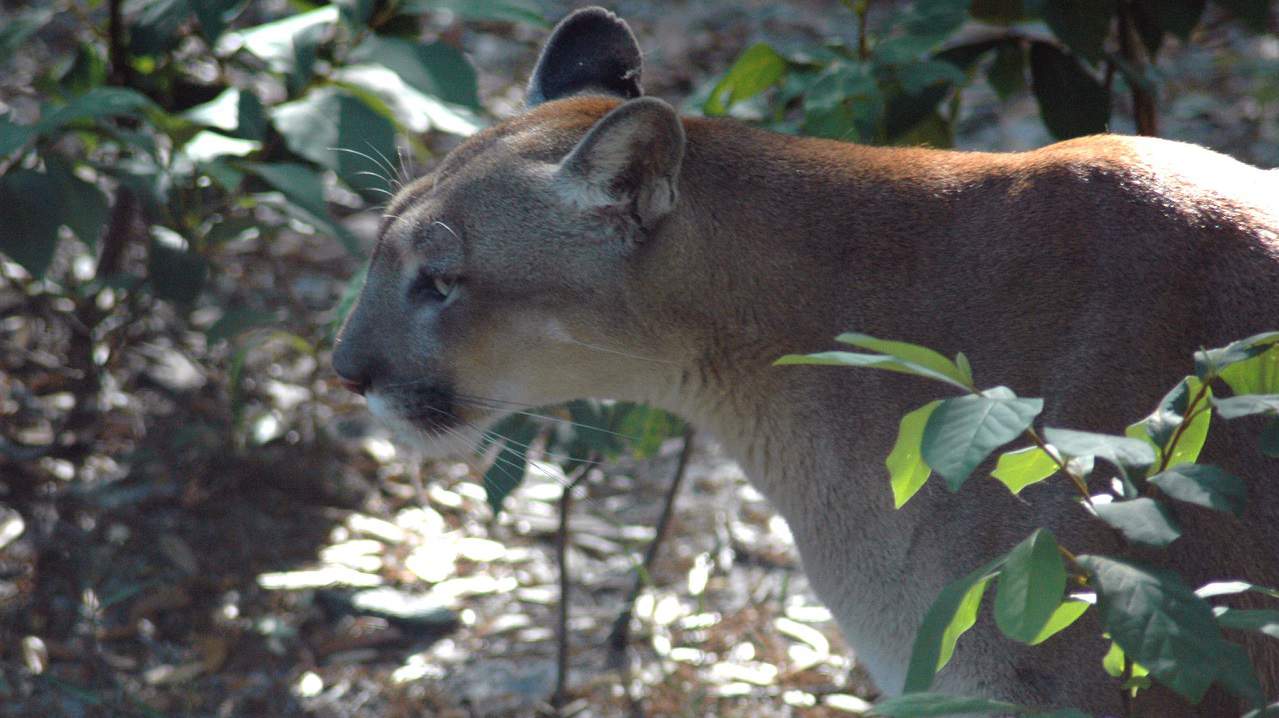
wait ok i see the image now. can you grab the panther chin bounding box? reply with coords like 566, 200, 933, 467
365, 391, 496, 460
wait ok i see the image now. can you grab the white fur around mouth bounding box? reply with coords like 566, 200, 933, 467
364, 391, 483, 460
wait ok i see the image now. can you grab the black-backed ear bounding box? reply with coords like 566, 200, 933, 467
527, 7, 643, 107
554, 97, 684, 231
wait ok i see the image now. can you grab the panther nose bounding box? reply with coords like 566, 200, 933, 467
332, 344, 371, 396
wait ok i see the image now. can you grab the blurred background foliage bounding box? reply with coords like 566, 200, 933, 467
0, 0, 1275, 716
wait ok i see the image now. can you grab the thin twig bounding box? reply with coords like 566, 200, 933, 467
552, 458, 594, 710
607, 427, 696, 662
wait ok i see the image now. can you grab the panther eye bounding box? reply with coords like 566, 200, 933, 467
409, 271, 460, 305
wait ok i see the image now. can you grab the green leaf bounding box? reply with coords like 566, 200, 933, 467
1242, 702, 1279, 718
36, 87, 160, 136
922, 388, 1044, 489
351, 35, 480, 110
705, 43, 788, 116
270, 87, 398, 203
221, 5, 338, 74
1195, 332, 1279, 379
1213, 394, 1279, 420
0, 115, 36, 158
868, 693, 1028, 717
482, 417, 540, 514
1215, 608, 1279, 640
332, 65, 483, 137
1042, 0, 1116, 62
1148, 464, 1245, 517
190, 0, 242, 44
1213, 0, 1271, 31
240, 162, 363, 257
128, 0, 192, 56
991, 445, 1059, 495
327, 260, 367, 342
1214, 641, 1266, 708
1093, 498, 1182, 548
986, 40, 1026, 99
1261, 418, 1279, 458
0, 7, 54, 66
1029, 599, 1091, 645
182, 131, 260, 162
181, 88, 266, 140
1028, 41, 1110, 140
1077, 555, 1231, 703
0, 169, 62, 277
615, 404, 684, 458
995, 529, 1067, 643
887, 401, 941, 508
1221, 345, 1279, 396
46, 158, 109, 249
1042, 427, 1156, 470
836, 333, 973, 389
802, 62, 883, 142
774, 351, 972, 391
147, 227, 207, 304
1195, 580, 1279, 600
904, 555, 1006, 692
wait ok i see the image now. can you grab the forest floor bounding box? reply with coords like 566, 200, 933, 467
2, 2, 1276, 717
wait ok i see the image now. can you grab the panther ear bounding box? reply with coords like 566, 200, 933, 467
527, 7, 643, 106
554, 97, 684, 231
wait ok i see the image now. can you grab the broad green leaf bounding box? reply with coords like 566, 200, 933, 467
46, 158, 109, 249
1221, 345, 1279, 396
1149, 465, 1245, 517
991, 446, 1059, 495
1041, 427, 1155, 470
836, 333, 972, 389
327, 260, 367, 342
1195, 332, 1279, 379
0, 169, 61, 277
901, 0, 971, 48
190, 0, 242, 44
270, 87, 397, 203
1092, 498, 1182, 548
995, 529, 1067, 643
1143, 377, 1199, 447
615, 405, 684, 458
1214, 641, 1266, 708
1028, 41, 1109, 140
1212, 394, 1279, 420
398, 0, 548, 26
868, 693, 1027, 717
954, 352, 973, 386
1042, 0, 1116, 62
922, 388, 1044, 489
986, 40, 1025, 99
1102, 640, 1126, 677
887, 401, 941, 508
774, 351, 971, 391
903, 556, 1006, 692
182, 130, 260, 162
1077, 555, 1231, 703
705, 43, 788, 115
128, 0, 191, 56
219, 5, 338, 74
240, 162, 362, 257
36, 87, 160, 136
1196, 580, 1279, 600
1029, 599, 1091, 645
147, 227, 208, 304
181, 88, 266, 140
1215, 608, 1279, 639
801, 61, 883, 142
0, 115, 35, 158
1124, 378, 1211, 471
1261, 418, 1279, 458
333, 65, 483, 137
351, 35, 480, 110
481, 417, 540, 513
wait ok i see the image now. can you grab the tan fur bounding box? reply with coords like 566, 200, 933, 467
334, 25, 1279, 715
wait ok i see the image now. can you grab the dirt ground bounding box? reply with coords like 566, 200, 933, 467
2, 2, 1276, 717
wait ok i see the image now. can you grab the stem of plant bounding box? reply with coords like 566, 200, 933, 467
553, 458, 594, 709
1155, 381, 1211, 474
1025, 427, 1093, 504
